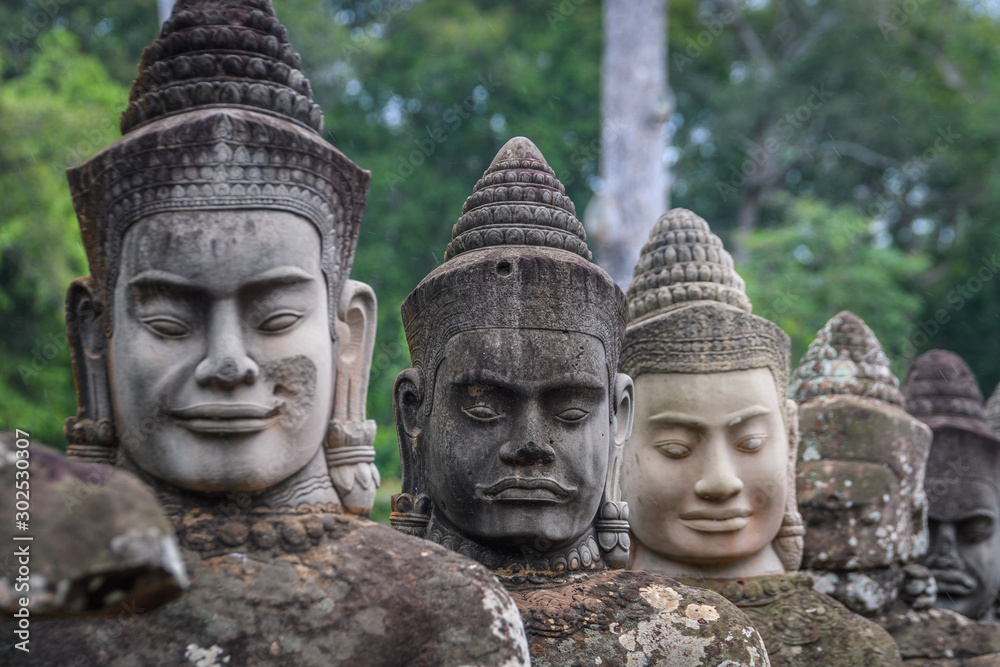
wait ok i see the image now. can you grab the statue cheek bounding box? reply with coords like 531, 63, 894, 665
261, 356, 317, 430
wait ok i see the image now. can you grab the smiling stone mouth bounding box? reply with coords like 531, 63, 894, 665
478, 477, 573, 500
170, 403, 280, 433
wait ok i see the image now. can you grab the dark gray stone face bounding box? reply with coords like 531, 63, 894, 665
423, 328, 611, 550
903, 349, 1000, 621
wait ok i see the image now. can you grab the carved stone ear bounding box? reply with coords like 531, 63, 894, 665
393, 368, 425, 497
326, 280, 380, 516
776, 397, 804, 571
64, 277, 117, 462
603, 373, 634, 505
332, 279, 377, 423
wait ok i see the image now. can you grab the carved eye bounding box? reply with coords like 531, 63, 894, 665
462, 405, 502, 422
961, 517, 995, 544
556, 408, 589, 423
258, 312, 302, 332
736, 435, 766, 453
654, 442, 691, 458
142, 317, 190, 338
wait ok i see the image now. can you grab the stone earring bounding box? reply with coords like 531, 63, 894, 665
64, 416, 117, 465
324, 418, 380, 516
389, 492, 431, 536
595, 498, 630, 569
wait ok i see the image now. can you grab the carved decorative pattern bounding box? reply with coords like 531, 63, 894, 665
790, 310, 904, 406
903, 349, 1000, 440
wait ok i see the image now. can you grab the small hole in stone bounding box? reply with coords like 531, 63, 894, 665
497, 260, 512, 276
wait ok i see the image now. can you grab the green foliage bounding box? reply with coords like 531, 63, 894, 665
742, 196, 929, 377
0, 29, 128, 446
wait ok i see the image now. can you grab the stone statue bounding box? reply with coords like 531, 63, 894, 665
393, 137, 771, 666
0, 431, 187, 619
903, 350, 1000, 623
1, 2, 530, 664
619, 208, 903, 666
793, 312, 1000, 664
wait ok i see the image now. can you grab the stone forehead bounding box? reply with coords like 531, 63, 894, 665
796, 396, 931, 480
790, 311, 903, 406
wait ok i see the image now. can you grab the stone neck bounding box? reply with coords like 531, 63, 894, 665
121, 444, 342, 514
425, 512, 604, 583
629, 538, 785, 579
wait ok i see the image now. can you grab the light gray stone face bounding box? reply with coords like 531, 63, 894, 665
110, 210, 335, 496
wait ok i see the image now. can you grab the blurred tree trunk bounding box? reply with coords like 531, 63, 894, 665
158, 0, 176, 25
587, 0, 670, 289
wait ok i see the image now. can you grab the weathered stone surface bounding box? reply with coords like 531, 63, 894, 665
682, 573, 902, 666
794, 316, 1000, 664
2, 503, 527, 666
509, 570, 768, 667
619, 212, 902, 666
903, 350, 1000, 621
0, 433, 186, 618
394, 140, 770, 665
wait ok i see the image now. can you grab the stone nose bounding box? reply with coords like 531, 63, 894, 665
195, 303, 260, 389
499, 440, 556, 466
926, 523, 963, 569
693, 436, 743, 500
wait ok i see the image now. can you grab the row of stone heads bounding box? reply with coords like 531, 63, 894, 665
54, 127, 1000, 629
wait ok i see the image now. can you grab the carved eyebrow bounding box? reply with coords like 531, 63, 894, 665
128, 267, 314, 295
242, 267, 315, 291
128, 270, 198, 292
452, 370, 604, 392
648, 405, 772, 430
726, 405, 772, 427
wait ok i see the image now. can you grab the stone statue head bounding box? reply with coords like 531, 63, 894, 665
792, 311, 932, 574
392, 137, 634, 571
619, 208, 803, 578
985, 382, 1000, 437
904, 350, 1000, 619
62, 0, 378, 509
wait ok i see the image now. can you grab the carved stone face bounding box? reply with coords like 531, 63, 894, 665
798, 460, 906, 568
108, 210, 334, 492
423, 328, 611, 549
623, 368, 787, 571
924, 476, 1000, 618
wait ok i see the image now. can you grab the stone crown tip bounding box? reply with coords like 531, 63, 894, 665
490, 136, 547, 168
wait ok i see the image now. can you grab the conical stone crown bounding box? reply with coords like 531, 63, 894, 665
790, 311, 903, 406
901, 350, 1000, 443
122, 0, 323, 133
444, 137, 592, 262
625, 208, 750, 324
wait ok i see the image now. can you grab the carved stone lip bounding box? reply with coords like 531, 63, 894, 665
931, 568, 977, 595
478, 477, 573, 502
679, 508, 753, 533
170, 403, 279, 434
